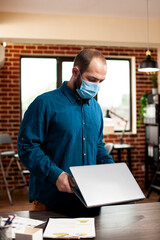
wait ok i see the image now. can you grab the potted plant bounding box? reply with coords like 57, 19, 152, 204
151, 72, 158, 94
138, 93, 149, 126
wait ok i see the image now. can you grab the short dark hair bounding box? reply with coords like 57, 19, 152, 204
74, 49, 106, 74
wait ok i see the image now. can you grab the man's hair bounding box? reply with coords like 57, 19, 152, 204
74, 48, 106, 74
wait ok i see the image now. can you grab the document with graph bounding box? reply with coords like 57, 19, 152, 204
43, 218, 95, 239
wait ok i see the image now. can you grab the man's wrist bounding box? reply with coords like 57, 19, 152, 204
47, 167, 63, 185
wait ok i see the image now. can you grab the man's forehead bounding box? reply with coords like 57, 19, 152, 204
90, 56, 106, 64
86, 57, 107, 72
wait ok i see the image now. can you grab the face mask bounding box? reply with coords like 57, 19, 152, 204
76, 79, 100, 99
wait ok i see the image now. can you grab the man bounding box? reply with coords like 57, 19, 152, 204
17, 49, 114, 213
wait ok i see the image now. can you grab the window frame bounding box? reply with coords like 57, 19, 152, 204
57, 56, 75, 88
20, 55, 135, 133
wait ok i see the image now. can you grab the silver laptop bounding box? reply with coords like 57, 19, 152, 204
70, 163, 145, 208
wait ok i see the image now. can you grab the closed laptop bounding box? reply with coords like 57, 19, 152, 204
70, 163, 145, 208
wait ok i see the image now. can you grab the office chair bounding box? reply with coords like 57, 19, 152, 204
105, 143, 114, 155
0, 133, 28, 205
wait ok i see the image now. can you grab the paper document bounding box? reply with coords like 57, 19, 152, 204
43, 218, 96, 239
1, 216, 45, 238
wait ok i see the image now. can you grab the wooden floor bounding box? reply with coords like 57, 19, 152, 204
0, 188, 33, 212
0, 187, 159, 213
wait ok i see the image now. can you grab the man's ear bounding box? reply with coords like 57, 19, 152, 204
72, 66, 80, 77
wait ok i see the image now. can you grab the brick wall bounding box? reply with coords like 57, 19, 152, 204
0, 43, 157, 189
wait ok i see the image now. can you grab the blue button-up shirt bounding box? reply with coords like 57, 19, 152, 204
17, 81, 114, 208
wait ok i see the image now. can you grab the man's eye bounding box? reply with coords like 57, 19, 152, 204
88, 78, 98, 83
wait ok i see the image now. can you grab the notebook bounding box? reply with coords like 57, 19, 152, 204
69, 163, 145, 208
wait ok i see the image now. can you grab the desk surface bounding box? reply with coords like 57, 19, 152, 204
112, 144, 136, 170
113, 144, 135, 149
1, 202, 160, 240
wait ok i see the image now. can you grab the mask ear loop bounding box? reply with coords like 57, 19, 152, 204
78, 70, 82, 80
77, 70, 83, 89
73, 68, 82, 91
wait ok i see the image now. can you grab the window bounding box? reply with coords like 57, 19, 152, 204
21, 56, 134, 132
97, 59, 131, 132
62, 61, 74, 82
21, 57, 57, 118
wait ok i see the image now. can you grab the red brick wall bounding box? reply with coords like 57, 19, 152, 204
0, 43, 157, 189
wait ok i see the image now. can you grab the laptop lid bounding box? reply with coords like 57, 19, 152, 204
69, 163, 145, 208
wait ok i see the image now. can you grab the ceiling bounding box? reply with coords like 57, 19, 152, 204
1, 0, 160, 19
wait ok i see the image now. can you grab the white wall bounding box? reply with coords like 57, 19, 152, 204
0, 12, 160, 86
0, 12, 160, 48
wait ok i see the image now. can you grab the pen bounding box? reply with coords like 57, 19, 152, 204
4, 216, 11, 226
8, 214, 16, 225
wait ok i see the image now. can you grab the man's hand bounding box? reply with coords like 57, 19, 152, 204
56, 172, 76, 193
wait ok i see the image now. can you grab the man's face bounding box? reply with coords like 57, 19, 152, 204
74, 57, 107, 90
81, 57, 107, 84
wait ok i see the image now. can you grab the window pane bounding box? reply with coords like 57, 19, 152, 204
62, 61, 74, 82
98, 59, 131, 131
21, 57, 57, 118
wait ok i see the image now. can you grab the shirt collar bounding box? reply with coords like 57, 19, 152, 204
60, 81, 90, 105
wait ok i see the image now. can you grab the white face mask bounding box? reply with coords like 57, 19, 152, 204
76, 79, 100, 99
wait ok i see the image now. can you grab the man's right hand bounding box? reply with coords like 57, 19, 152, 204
56, 172, 76, 193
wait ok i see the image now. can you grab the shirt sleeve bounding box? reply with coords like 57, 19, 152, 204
17, 97, 63, 185
96, 111, 114, 164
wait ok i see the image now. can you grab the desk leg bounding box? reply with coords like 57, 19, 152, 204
128, 149, 132, 171
117, 149, 121, 162
145, 144, 149, 188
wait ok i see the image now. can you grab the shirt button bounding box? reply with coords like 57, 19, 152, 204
83, 138, 85, 141
84, 153, 86, 156
83, 122, 85, 125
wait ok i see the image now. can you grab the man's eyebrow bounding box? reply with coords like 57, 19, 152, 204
88, 76, 100, 81
88, 76, 105, 82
